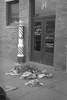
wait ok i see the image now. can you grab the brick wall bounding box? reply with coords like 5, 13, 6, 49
54, 0, 67, 71
0, 0, 4, 58
0, 0, 19, 86
19, 0, 30, 62
0, 0, 18, 62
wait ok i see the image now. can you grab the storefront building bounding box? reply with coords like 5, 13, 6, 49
0, 0, 67, 71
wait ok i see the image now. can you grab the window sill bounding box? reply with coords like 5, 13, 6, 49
6, 22, 19, 29
6, 25, 19, 29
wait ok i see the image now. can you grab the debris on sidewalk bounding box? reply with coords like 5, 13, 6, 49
5, 63, 40, 76
19, 71, 32, 80
5, 86, 18, 92
19, 71, 37, 80
5, 62, 53, 89
19, 64, 40, 80
5, 70, 18, 76
19, 64, 53, 80
46, 74, 53, 78
21, 64, 40, 73
25, 79, 43, 87
27, 73, 36, 80
5, 63, 23, 76
41, 69, 47, 74
11, 63, 23, 75
38, 73, 53, 79
38, 73, 46, 79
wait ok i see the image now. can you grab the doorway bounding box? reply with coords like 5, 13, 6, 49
31, 16, 55, 66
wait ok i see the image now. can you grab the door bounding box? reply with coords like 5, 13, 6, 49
31, 16, 55, 66
31, 18, 43, 63
42, 17, 55, 65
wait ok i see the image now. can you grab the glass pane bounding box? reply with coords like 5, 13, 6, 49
35, 0, 57, 16
11, 3, 19, 23
34, 22, 42, 51
45, 20, 55, 52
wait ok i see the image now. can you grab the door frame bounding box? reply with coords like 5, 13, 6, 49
31, 15, 55, 65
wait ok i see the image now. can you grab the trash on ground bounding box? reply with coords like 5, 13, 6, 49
19, 71, 32, 79
38, 73, 53, 79
25, 79, 43, 87
5, 63, 53, 89
5, 62, 53, 80
41, 69, 47, 74
5, 86, 18, 91
46, 74, 53, 78
21, 64, 40, 73
6, 63, 40, 76
27, 73, 36, 80
38, 74, 46, 79
5, 70, 18, 76
11, 63, 23, 75
5, 63, 23, 76
38, 73, 53, 78
19, 67, 53, 80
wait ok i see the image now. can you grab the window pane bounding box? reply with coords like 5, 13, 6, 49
45, 20, 55, 52
11, 3, 19, 23
34, 21, 42, 51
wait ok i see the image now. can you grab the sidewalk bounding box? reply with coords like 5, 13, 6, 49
0, 58, 67, 100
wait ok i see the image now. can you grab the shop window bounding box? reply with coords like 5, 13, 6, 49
6, 0, 19, 25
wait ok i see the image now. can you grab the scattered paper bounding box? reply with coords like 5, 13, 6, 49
19, 71, 32, 80
25, 79, 43, 87
46, 74, 53, 78
5, 70, 18, 76
5, 86, 18, 91
38, 74, 46, 79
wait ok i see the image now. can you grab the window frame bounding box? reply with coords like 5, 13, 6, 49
6, 0, 19, 26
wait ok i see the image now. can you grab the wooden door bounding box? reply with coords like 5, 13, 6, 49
31, 18, 43, 63
42, 17, 55, 65
31, 16, 55, 66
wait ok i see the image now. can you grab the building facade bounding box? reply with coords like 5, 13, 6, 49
0, 0, 67, 71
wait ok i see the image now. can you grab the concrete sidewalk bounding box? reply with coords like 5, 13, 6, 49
0, 58, 67, 100
5, 71, 67, 100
